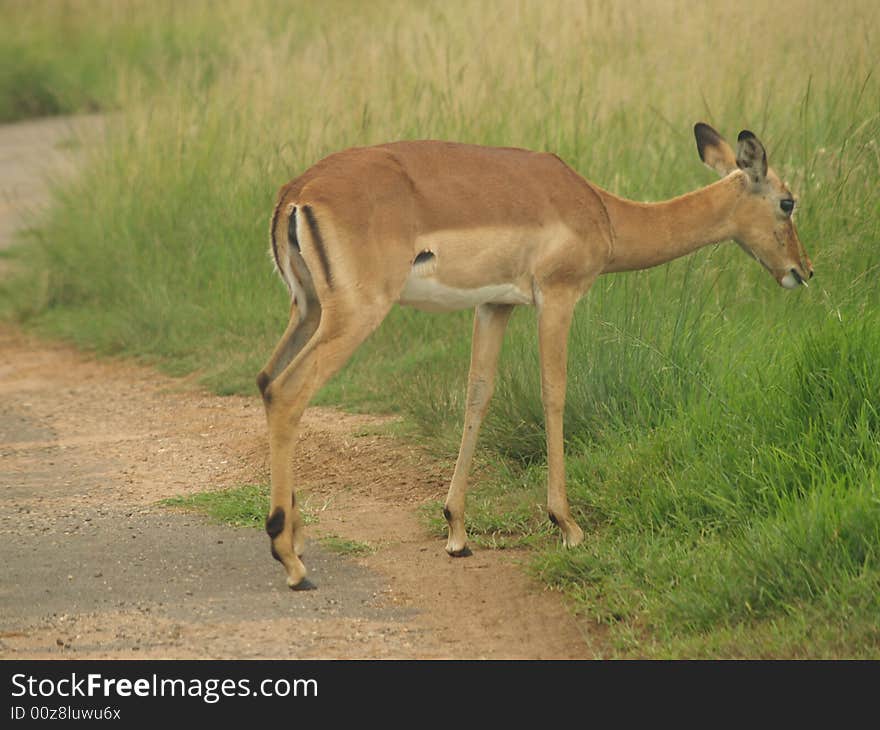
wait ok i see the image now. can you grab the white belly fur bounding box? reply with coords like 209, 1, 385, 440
399, 275, 532, 312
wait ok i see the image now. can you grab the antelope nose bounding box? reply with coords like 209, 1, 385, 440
809, 268, 814, 279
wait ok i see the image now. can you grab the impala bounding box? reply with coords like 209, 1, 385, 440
257, 123, 812, 590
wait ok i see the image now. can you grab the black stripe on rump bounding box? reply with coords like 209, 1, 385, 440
288, 206, 300, 251
269, 198, 285, 273
301, 205, 333, 288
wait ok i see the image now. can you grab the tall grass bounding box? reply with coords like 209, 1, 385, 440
2, 0, 878, 656
0, 0, 307, 122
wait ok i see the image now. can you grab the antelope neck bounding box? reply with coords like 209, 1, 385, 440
597, 172, 743, 274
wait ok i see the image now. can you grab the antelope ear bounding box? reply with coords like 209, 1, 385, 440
735, 130, 768, 184
694, 122, 738, 177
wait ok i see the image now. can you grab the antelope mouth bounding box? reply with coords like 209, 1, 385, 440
781, 267, 808, 289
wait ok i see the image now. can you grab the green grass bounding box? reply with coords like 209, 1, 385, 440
3, 0, 879, 657
162, 483, 315, 529
163, 486, 372, 555
0, 0, 290, 123
319, 536, 374, 557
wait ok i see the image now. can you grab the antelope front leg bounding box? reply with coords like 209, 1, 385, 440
444, 303, 514, 556
537, 288, 584, 548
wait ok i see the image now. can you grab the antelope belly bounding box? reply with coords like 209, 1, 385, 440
398, 275, 532, 312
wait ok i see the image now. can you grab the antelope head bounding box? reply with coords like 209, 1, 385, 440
695, 122, 813, 289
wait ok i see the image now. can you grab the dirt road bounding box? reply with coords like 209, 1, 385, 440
0, 116, 597, 659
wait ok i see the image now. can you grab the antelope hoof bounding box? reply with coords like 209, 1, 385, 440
446, 545, 473, 558
562, 522, 584, 548
443, 506, 471, 557
550, 510, 584, 548
288, 576, 317, 591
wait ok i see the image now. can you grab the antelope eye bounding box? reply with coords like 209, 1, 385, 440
780, 198, 795, 214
